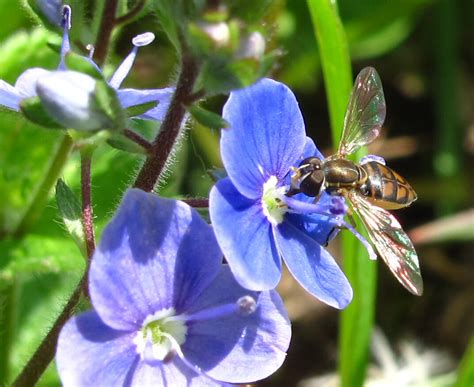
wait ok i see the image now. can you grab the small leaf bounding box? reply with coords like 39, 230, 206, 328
188, 105, 229, 130
20, 96, 65, 129
65, 52, 103, 79
154, 0, 182, 52
55, 179, 86, 257
93, 80, 126, 130
124, 101, 158, 118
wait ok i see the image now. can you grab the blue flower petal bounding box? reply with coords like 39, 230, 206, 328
302, 136, 324, 160
209, 178, 282, 291
0, 80, 21, 110
274, 220, 352, 309
15, 68, 51, 98
184, 266, 291, 383
90, 189, 222, 331
117, 87, 174, 121
221, 78, 306, 199
123, 358, 222, 386
56, 311, 139, 386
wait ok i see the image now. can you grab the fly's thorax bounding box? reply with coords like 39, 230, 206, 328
322, 159, 366, 188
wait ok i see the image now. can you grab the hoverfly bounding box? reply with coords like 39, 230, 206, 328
290, 67, 423, 295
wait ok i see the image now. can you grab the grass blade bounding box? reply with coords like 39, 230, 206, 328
307, 1, 377, 386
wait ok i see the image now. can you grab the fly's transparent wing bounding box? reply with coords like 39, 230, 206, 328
337, 67, 386, 157
347, 190, 423, 295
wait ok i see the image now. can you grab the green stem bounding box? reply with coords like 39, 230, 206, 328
308, 0, 352, 145
13, 134, 74, 238
307, 1, 376, 386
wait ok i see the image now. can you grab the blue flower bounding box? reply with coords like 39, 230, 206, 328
209, 79, 353, 309
56, 189, 291, 386
0, 6, 173, 127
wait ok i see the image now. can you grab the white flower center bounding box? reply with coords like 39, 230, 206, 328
134, 307, 188, 361
261, 176, 288, 225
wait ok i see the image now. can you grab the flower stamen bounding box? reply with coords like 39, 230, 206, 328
261, 176, 288, 225
134, 308, 187, 362
172, 295, 258, 324
109, 32, 155, 89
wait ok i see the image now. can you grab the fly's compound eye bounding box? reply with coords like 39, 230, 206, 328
297, 157, 324, 197
299, 157, 322, 170
300, 169, 324, 197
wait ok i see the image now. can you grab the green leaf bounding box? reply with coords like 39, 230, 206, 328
107, 132, 148, 155
307, 0, 352, 144
307, 1, 376, 387
124, 101, 158, 118
55, 179, 86, 257
188, 105, 229, 130
20, 96, 66, 129
65, 52, 104, 79
93, 80, 126, 130
154, 0, 182, 52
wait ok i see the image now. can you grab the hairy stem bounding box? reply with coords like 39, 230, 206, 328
11, 274, 86, 387
182, 198, 209, 208
13, 135, 73, 238
124, 129, 153, 152
133, 52, 199, 191
93, 0, 119, 66
115, 0, 146, 25
81, 151, 96, 261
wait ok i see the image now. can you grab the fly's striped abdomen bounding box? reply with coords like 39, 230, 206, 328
361, 161, 417, 209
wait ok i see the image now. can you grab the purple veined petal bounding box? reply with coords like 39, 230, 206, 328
14, 68, 51, 98
117, 87, 174, 121
221, 78, 306, 200
90, 189, 222, 331
130, 358, 224, 387
109, 32, 155, 89
209, 178, 282, 291
0, 80, 22, 110
285, 193, 345, 246
183, 266, 291, 384
56, 311, 139, 386
274, 220, 353, 309
302, 136, 325, 160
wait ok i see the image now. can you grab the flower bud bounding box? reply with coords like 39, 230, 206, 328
36, 71, 114, 131
237, 32, 265, 59
28, 0, 62, 27
198, 21, 230, 47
